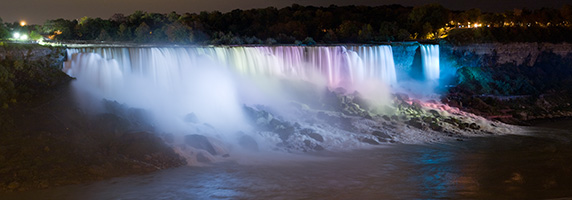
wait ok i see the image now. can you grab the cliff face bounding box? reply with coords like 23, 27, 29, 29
442, 42, 572, 123
445, 43, 572, 67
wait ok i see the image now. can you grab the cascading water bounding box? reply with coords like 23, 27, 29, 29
63, 44, 439, 157
420, 44, 440, 81
65, 46, 399, 90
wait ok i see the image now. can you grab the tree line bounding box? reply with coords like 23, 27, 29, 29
2, 3, 572, 44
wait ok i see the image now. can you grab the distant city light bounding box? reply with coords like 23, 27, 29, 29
12, 32, 29, 40
20, 21, 26, 26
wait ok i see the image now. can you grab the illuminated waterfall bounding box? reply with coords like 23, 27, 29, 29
63, 44, 441, 151
66, 45, 444, 132
420, 44, 440, 81
65, 45, 399, 89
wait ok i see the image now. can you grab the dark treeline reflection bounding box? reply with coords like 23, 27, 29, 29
3, 4, 572, 44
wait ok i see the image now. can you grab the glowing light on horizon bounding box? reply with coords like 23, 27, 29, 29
20, 21, 26, 26
12, 32, 29, 40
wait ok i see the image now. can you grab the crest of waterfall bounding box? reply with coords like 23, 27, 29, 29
65, 45, 399, 90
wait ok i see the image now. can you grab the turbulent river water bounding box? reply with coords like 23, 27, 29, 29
3, 120, 572, 199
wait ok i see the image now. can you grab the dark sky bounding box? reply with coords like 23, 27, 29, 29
2, 0, 572, 25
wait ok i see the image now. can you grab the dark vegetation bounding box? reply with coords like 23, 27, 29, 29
2, 4, 572, 44
0, 43, 70, 109
447, 27, 572, 44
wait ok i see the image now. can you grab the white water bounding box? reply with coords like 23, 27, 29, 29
420, 44, 440, 81
66, 46, 400, 89
63, 45, 440, 152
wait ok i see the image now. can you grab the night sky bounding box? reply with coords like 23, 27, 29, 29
2, 0, 572, 25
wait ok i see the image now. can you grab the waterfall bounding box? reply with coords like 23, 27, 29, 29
65, 45, 399, 90
62, 44, 440, 152
64, 45, 401, 131
420, 44, 440, 81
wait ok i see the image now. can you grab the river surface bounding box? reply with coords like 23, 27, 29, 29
2, 121, 572, 199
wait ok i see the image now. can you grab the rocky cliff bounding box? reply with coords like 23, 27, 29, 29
442, 42, 572, 123
445, 42, 572, 67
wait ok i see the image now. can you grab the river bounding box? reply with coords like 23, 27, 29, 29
2, 120, 571, 199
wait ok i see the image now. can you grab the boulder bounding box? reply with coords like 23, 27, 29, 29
300, 128, 324, 142
184, 134, 217, 155
382, 115, 391, 121
196, 151, 213, 163
360, 138, 380, 145
238, 134, 259, 151
303, 140, 325, 151
429, 110, 441, 117
183, 113, 199, 123
406, 118, 425, 130
429, 122, 444, 132
469, 123, 481, 130
372, 130, 391, 141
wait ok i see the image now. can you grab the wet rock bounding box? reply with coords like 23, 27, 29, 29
243, 105, 273, 126
458, 123, 469, 130
184, 134, 217, 155
382, 115, 391, 121
313, 144, 325, 151
300, 128, 324, 142
422, 116, 434, 123
196, 152, 212, 163
429, 122, 444, 132
271, 120, 295, 141
429, 110, 441, 117
469, 123, 481, 130
303, 140, 325, 151
361, 138, 380, 145
391, 115, 399, 121
183, 113, 199, 123
444, 117, 460, 125
406, 118, 425, 130
238, 134, 259, 151
411, 100, 423, 110
395, 93, 410, 102
352, 92, 370, 110
372, 131, 391, 141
